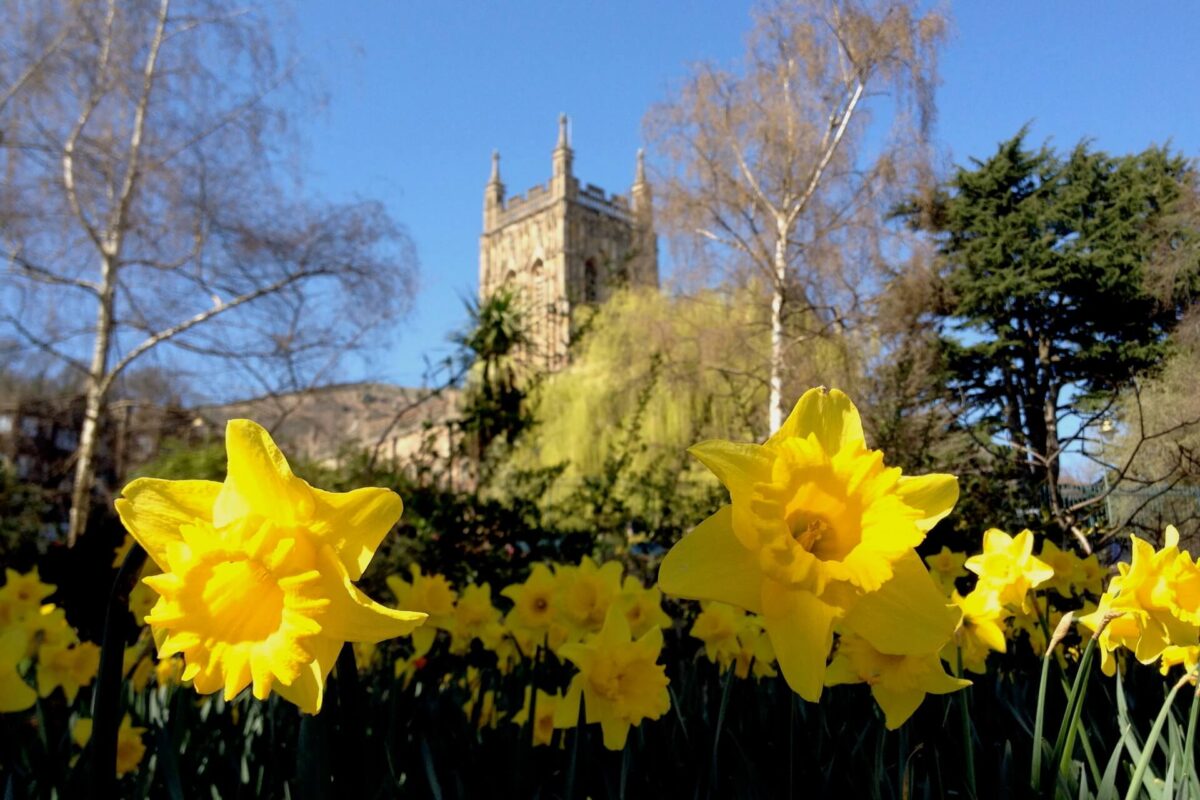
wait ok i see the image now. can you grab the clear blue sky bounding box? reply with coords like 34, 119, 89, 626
292, 1, 1200, 387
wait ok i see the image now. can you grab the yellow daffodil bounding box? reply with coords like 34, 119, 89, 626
924, 547, 968, 596
394, 653, 426, 688
1077, 554, 1107, 597
513, 687, 562, 747
690, 601, 745, 666
448, 583, 504, 655
1038, 540, 1085, 597
1158, 644, 1199, 678
826, 632, 970, 729
72, 714, 147, 778
19, 603, 76, 657
155, 656, 185, 688
501, 563, 558, 641
555, 606, 670, 750
352, 641, 379, 670
387, 565, 457, 656
731, 616, 778, 680
115, 419, 426, 713
1080, 527, 1199, 673
36, 640, 100, 703
464, 688, 500, 730
943, 589, 1007, 673
1079, 593, 1145, 676
964, 529, 1053, 613
0, 629, 35, 713
0, 569, 55, 622
615, 576, 671, 639
555, 557, 623, 643
659, 388, 961, 701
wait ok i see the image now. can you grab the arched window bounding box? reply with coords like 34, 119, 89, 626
583, 258, 599, 303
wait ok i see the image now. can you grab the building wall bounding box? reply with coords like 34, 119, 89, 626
479, 117, 657, 371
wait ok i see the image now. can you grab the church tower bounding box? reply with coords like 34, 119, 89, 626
479, 115, 658, 370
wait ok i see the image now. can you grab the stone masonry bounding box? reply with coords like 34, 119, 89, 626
479, 115, 658, 370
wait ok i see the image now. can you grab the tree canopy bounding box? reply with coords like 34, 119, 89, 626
901, 130, 1200, 525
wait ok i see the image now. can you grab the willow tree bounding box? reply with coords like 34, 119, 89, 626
1, 0, 417, 543
646, 0, 944, 432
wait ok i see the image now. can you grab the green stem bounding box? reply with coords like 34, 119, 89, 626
333, 644, 364, 797
565, 689, 585, 800
1031, 644, 1053, 790
956, 647, 977, 799
1177, 675, 1199, 793
1052, 635, 1099, 780
90, 542, 147, 798
1124, 675, 1189, 800
709, 665, 735, 797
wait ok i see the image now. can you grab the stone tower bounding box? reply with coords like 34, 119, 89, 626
480, 114, 658, 370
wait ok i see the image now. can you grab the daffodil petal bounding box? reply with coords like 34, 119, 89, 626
315, 548, 427, 643
214, 420, 313, 528
761, 581, 838, 702
842, 550, 960, 655
274, 636, 339, 714
599, 717, 631, 751
687, 440, 774, 497
658, 507, 763, 613
554, 675, 584, 728
894, 473, 959, 531
872, 684, 924, 730
309, 486, 403, 580
115, 478, 221, 570
766, 387, 864, 453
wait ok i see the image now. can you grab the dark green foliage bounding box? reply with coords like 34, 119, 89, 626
0, 464, 58, 568
900, 130, 1200, 523
455, 289, 536, 459
131, 438, 228, 482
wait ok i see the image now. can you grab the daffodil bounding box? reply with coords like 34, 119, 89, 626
394, 653, 426, 688
0, 569, 55, 622
555, 606, 670, 750
615, 576, 671, 639
1080, 527, 1199, 672
387, 565, 457, 656
1038, 540, 1085, 597
731, 616, 778, 680
464, 688, 500, 730
964, 529, 1053, 612
1077, 554, 1107, 597
924, 547, 968, 596
72, 714, 147, 778
501, 563, 558, 643
448, 582, 504, 655
115, 419, 426, 713
943, 589, 1007, 673
513, 687, 562, 746
36, 640, 100, 703
689, 601, 745, 666
154, 656, 185, 688
826, 632, 970, 729
659, 388, 961, 701
555, 557, 623, 643
0, 629, 35, 713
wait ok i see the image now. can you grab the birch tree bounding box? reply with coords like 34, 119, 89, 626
1, 0, 418, 543
646, 0, 944, 432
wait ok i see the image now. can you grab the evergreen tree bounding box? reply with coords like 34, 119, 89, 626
902, 130, 1200, 527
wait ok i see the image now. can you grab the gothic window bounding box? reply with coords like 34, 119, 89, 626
530, 260, 544, 354
583, 258, 599, 303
